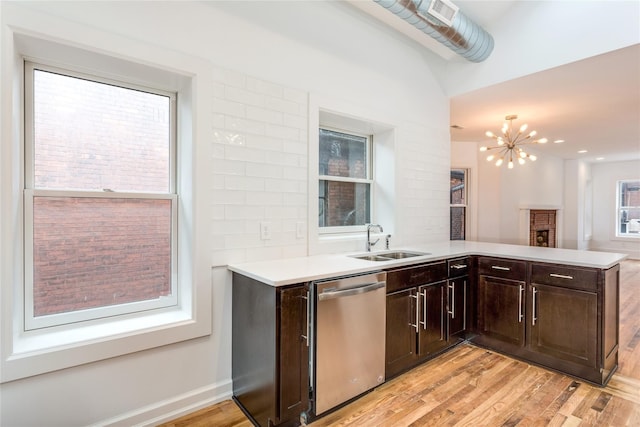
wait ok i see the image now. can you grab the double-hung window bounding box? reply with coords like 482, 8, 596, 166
24, 61, 177, 330
616, 179, 640, 237
450, 169, 467, 240
318, 128, 372, 231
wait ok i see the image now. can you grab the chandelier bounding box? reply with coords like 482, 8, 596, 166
480, 115, 548, 168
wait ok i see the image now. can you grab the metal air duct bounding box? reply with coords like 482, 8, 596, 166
374, 0, 494, 62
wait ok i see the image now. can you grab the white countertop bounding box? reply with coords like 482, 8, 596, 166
227, 241, 628, 287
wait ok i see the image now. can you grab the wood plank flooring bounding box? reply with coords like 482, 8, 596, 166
159, 260, 640, 427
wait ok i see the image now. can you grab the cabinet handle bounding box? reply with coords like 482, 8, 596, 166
440, 286, 445, 341
463, 280, 467, 330
549, 273, 573, 280
301, 291, 310, 346
518, 284, 524, 323
532, 287, 538, 326
422, 290, 428, 331
448, 282, 455, 318
491, 265, 511, 271
410, 293, 419, 333
452, 264, 467, 269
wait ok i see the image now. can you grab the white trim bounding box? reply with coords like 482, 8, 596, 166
309, 95, 396, 255
1, 22, 212, 383
615, 179, 640, 239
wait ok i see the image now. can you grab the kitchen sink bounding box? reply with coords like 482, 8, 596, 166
351, 250, 430, 261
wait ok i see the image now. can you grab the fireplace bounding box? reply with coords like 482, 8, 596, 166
529, 210, 556, 248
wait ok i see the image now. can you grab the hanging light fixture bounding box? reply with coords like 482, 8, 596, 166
480, 115, 548, 169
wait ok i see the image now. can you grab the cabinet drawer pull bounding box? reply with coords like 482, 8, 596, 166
451, 264, 467, 269
491, 265, 511, 271
549, 273, 574, 280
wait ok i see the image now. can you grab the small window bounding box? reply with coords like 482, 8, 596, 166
318, 128, 372, 230
617, 179, 640, 237
24, 62, 177, 329
450, 169, 467, 240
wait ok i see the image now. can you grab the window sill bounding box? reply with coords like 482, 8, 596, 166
2, 306, 205, 383
613, 234, 640, 241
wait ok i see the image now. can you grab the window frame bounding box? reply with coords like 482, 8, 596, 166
1, 29, 212, 383
23, 61, 179, 330
616, 179, 640, 238
318, 126, 374, 234
450, 168, 468, 241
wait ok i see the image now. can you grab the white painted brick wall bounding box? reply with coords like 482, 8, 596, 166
211, 66, 308, 266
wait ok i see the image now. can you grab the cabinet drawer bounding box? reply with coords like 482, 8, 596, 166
478, 257, 526, 281
531, 263, 598, 291
448, 257, 470, 278
386, 261, 448, 293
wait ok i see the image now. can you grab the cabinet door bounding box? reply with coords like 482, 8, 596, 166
478, 275, 525, 347
278, 285, 309, 423
529, 283, 597, 368
448, 276, 468, 338
418, 281, 449, 356
385, 288, 417, 378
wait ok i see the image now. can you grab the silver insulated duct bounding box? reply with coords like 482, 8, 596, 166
374, 0, 494, 62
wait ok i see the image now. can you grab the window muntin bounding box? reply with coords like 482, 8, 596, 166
450, 169, 467, 240
318, 128, 372, 230
617, 179, 640, 237
24, 61, 177, 329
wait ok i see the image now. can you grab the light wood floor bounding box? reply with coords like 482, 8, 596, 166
159, 260, 640, 427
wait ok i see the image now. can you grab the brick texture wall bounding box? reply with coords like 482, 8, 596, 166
31, 68, 172, 317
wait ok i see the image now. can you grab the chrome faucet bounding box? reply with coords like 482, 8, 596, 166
366, 224, 384, 252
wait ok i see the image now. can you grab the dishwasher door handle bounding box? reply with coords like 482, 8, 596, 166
318, 281, 385, 301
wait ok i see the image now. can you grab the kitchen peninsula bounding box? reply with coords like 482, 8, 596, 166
229, 241, 626, 427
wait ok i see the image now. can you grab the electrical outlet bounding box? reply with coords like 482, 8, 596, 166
260, 222, 271, 240
296, 221, 305, 239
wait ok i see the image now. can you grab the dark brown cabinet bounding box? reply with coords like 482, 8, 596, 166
472, 258, 620, 386
475, 257, 527, 352
477, 275, 525, 347
385, 259, 470, 379
385, 287, 417, 377
447, 257, 470, 341
528, 283, 597, 368
418, 281, 449, 356
232, 274, 309, 427
447, 276, 468, 339
526, 262, 618, 385
385, 261, 449, 378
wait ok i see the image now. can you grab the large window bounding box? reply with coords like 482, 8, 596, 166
617, 179, 640, 237
450, 169, 467, 240
318, 128, 372, 231
24, 62, 177, 329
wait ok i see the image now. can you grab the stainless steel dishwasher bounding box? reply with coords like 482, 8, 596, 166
312, 271, 387, 415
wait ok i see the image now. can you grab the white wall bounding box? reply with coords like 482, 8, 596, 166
591, 160, 640, 258
472, 144, 565, 245
563, 159, 592, 250
0, 2, 449, 426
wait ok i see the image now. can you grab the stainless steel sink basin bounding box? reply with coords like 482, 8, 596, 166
351, 250, 430, 261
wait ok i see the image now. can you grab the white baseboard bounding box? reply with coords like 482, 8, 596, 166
93, 379, 233, 427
